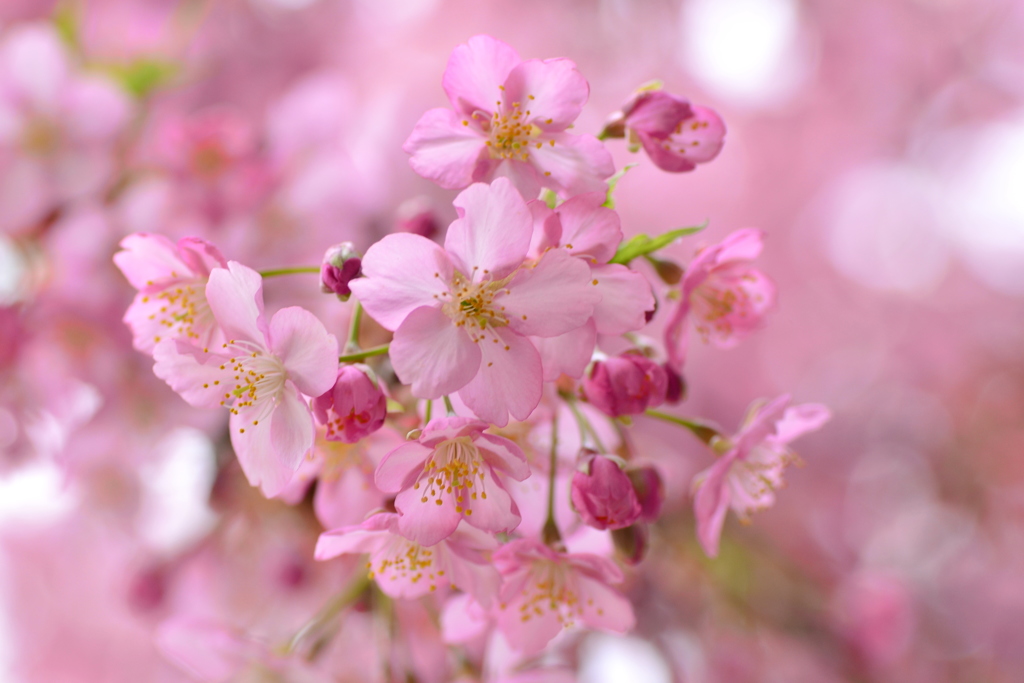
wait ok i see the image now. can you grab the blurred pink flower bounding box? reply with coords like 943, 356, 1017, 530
0, 24, 132, 233
664, 228, 776, 371
693, 395, 830, 557
375, 416, 529, 546
403, 34, 614, 199
114, 233, 228, 354
582, 352, 668, 417
153, 261, 338, 497
316, 512, 501, 604
616, 89, 726, 173
492, 538, 634, 654
571, 454, 642, 531
311, 365, 387, 444
351, 178, 599, 425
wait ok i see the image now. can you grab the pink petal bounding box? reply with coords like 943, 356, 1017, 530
772, 403, 831, 445
502, 58, 588, 131
348, 233, 453, 331
113, 233, 190, 290
670, 104, 726, 164
528, 132, 614, 197
590, 263, 654, 335
663, 298, 692, 373
446, 178, 533, 282
576, 575, 636, 633
375, 440, 433, 493
534, 320, 597, 381
492, 157, 543, 201
693, 454, 737, 558
715, 228, 765, 263
638, 132, 697, 173
442, 35, 521, 119
734, 394, 791, 454
315, 521, 389, 561
206, 262, 267, 344
268, 306, 338, 398
498, 603, 562, 656
152, 340, 233, 409
404, 108, 488, 190
553, 192, 622, 264
0, 26, 68, 113
230, 387, 312, 497
62, 77, 132, 142
501, 247, 600, 337
176, 237, 228, 276
527, 199, 561, 256
457, 326, 542, 426
476, 433, 530, 481
156, 618, 260, 682
462, 471, 521, 535
390, 305, 482, 398
623, 91, 693, 138
315, 467, 384, 530
395, 484, 462, 546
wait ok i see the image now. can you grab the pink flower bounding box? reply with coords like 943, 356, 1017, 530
664, 229, 776, 372
616, 89, 726, 173
527, 192, 655, 380
571, 455, 642, 531
113, 233, 228, 354
403, 35, 614, 199
375, 416, 530, 546
0, 24, 132, 233
350, 178, 600, 426
582, 352, 668, 417
692, 395, 831, 557
152, 261, 338, 497
311, 364, 387, 443
492, 539, 634, 654
316, 512, 501, 605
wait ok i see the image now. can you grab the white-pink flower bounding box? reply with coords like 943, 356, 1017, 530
492, 539, 635, 655
403, 35, 614, 199
113, 233, 227, 354
152, 261, 338, 497
316, 512, 501, 605
693, 394, 831, 557
375, 416, 530, 547
0, 24, 132, 234
350, 178, 600, 426
664, 228, 776, 372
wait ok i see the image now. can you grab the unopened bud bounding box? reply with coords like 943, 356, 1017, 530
312, 365, 386, 443
612, 524, 649, 566
571, 454, 642, 531
663, 363, 685, 404
395, 197, 440, 239
583, 352, 668, 417
320, 242, 362, 300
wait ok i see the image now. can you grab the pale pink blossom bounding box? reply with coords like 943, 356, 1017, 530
664, 229, 776, 372
582, 352, 668, 417
403, 35, 614, 199
571, 454, 642, 531
113, 233, 228, 354
311, 364, 387, 443
375, 416, 529, 546
612, 89, 726, 173
153, 261, 338, 497
527, 192, 654, 380
316, 512, 500, 605
0, 24, 132, 233
492, 539, 634, 654
350, 178, 600, 425
693, 395, 831, 557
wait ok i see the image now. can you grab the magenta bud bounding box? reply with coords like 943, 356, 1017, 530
663, 363, 685, 404
582, 352, 669, 417
320, 242, 362, 300
395, 197, 440, 239
571, 455, 642, 531
611, 524, 649, 566
627, 465, 664, 523
311, 365, 387, 443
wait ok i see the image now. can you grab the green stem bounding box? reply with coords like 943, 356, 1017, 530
644, 409, 720, 444
258, 265, 320, 278
541, 412, 562, 547
443, 395, 456, 416
338, 343, 389, 363
565, 396, 610, 454
345, 302, 363, 353
424, 399, 433, 424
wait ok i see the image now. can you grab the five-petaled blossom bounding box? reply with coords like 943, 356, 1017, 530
350, 178, 600, 426
315, 512, 500, 604
153, 261, 338, 497
664, 228, 776, 372
692, 394, 831, 557
492, 539, 635, 655
114, 233, 227, 354
403, 34, 614, 199
375, 417, 530, 547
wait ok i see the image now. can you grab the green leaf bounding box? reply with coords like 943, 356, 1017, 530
609, 222, 707, 265
602, 163, 638, 209
107, 59, 180, 99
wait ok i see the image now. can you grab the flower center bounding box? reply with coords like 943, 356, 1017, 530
369, 537, 446, 592
508, 561, 593, 627
143, 276, 214, 346
211, 340, 287, 417
413, 436, 486, 515
440, 271, 510, 332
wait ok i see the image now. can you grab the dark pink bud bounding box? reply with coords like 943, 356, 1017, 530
627, 465, 664, 523
621, 90, 694, 139
320, 242, 362, 300
312, 365, 386, 443
395, 197, 439, 239
663, 363, 685, 404
582, 352, 668, 417
617, 87, 726, 173
611, 524, 649, 566
571, 455, 642, 531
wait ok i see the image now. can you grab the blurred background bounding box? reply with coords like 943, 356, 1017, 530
1, 0, 1023, 681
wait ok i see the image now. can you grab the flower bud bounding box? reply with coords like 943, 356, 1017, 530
611, 523, 649, 566
395, 197, 439, 239
582, 352, 668, 417
663, 363, 685, 404
571, 455, 642, 531
626, 465, 664, 523
320, 242, 362, 300
312, 365, 386, 443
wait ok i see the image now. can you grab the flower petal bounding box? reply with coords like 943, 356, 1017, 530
404, 108, 488, 190
229, 388, 312, 498
529, 132, 614, 197
442, 35, 520, 118
503, 58, 588, 131
500, 247, 600, 337
395, 484, 462, 546
457, 327, 542, 426
375, 440, 433, 493
534, 320, 597, 381
152, 340, 233, 409
476, 433, 530, 481
590, 263, 654, 335
693, 454, 737, 558
268, 306, 338, 398
390, 305, 482, 398
206, 262, 267, 345
446, 178, 533, 282
113, 233, 191, 290
553, 192, 622, 263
